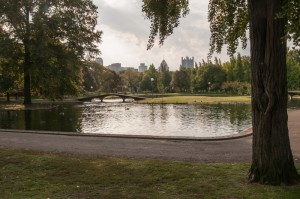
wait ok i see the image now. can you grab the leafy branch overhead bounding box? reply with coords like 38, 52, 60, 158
208, 0, 248, 57
142, 0, 299, 55
208, 0, 300, 57
278, 0, 300, 48
142, 0, 189, 50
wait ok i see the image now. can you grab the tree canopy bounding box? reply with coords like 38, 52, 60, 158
0, 0, 102, 104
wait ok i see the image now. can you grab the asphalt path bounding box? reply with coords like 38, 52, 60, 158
0, 109, 299, 163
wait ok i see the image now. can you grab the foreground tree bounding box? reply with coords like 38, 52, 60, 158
142, 0, 300, 184
0, 29, 23, 101
0, 0, 102, 105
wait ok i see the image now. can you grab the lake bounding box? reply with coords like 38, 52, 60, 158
1, 99, 299, 138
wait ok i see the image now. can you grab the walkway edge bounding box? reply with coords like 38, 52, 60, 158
0, 128, 253, 141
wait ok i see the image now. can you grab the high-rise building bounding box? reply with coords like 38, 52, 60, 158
138, 63, 148, 72
158, 59, 169, 72
107, 63, 138, 73
181, 56, 194, 69
107, 63, 122, 73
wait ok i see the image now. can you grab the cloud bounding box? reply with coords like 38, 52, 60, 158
96, 0, 149, 40
94, 0, 250, 71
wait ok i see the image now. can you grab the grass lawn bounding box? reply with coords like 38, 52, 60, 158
140, 95, 251, 104
1, 149, 299, 198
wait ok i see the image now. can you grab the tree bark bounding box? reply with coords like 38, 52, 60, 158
248, 0, 299, 184
23, 39, 32, 106
6, 92, 10, 102
23, 6, 32, 106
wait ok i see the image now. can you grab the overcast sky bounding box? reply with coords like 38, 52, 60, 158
93, 0, 249, 71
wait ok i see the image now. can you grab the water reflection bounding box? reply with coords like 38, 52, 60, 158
24, 110, 32, 130
78, 102, 253, 137
0, 99, 299, 137
0, 105, 82, 132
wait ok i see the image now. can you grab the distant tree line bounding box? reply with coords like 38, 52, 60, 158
1, 50, 299, 100
82, 53, 252, 95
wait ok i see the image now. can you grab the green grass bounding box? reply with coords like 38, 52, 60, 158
1, 149, 299, 198
140, 95, 251, 104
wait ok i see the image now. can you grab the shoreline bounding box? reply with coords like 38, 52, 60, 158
0, 127, 253, 142
0, 109, 299, 163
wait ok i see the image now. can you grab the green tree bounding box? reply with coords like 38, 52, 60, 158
31, 47, 84, 99
141, 64, 158, 92
222, 81, 251, 95
102, 69, 121, 93
157, 71, 172, 93
82, 61, 121, 93
0, 30, 23, 101
192, 64, 226, 92
241, 55, 251, 82
287, 49, 300, 90
233, 53, 244, 81
142, 0, 300, 184
0, 0, 102, 105
140, 75, 152, 92
157, 60, 172, 93
224, 53, 251, 83
202, 64, 227, 91
120, 69, 142, 93
171, 67, 190, 92
223, 61, 235, 82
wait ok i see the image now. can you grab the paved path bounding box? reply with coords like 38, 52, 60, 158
0, 109, 299, 163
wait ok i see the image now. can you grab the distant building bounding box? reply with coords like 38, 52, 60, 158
106, 63, 138, 73
158, 59, 169, 72
138, 63, 148, 72
181, 56, 194, 69
95, 57, 103, 65
107, 63, 122, 73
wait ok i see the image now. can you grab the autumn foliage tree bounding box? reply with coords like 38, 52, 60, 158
142, 0, 300, 184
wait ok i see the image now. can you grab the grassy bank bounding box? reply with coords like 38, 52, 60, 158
140, 95, 251, 104
1, 149, 299, 198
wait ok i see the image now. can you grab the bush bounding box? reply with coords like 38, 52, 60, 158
222, 81, 251, 95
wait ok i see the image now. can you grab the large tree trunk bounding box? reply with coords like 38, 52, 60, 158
6, 92, 10, 102
23, 6, 32, 106
23, 41, 32, 106
248, 0, 299, 184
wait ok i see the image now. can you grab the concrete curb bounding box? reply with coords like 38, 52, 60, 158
0, 127, 253, 141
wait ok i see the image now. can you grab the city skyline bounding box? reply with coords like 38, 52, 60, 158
100, 56, 192, 72
93, 0, 250, 71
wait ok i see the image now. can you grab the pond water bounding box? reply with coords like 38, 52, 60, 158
1, 99, 299, 138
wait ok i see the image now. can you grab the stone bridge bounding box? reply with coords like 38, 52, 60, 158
78, 93, 147, 102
